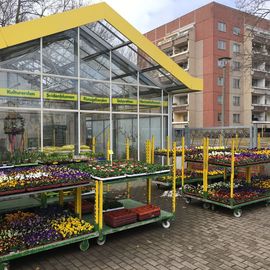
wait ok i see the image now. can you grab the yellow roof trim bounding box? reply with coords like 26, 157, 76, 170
0, 2, 203, 91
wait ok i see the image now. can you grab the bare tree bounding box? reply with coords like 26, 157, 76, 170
0, 0, 91, 27
236, 0, 270, 19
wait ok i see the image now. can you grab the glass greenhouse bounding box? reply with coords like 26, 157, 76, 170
0, 3, 202, 160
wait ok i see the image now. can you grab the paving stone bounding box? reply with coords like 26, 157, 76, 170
9, 185, 270, 270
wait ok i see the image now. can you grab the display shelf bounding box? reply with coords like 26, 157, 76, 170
94, 141, 177, 245
182, 138, 270, 217
0, 231, 98, 265
101, 199, 173, 235
153, 174, 223, 188
185, 159, 270, 168
0, 183, 91, 201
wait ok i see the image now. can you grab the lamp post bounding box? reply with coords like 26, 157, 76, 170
218, 56, 231, 146
218, 57, 231, 128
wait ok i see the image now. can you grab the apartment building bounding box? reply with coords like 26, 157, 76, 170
145, 2, 270, 129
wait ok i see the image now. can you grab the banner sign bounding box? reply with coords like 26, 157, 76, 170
0, 88, 168, 107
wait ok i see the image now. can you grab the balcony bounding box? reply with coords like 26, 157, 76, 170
157, 31, 189, 47
172, 104, 188, 113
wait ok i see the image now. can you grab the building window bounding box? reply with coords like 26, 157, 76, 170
232, 43, 240, 54
218, 96, 222, 104
233, 96, 240, 106
218, 113, 222, 122
217, 77, 224, 86
218, 40, 226, 50
232, 61, 241, 71
233, 78, 240, 89
218, 22, 226, 32
233, 27, 240, 35
233, 114, 240, 123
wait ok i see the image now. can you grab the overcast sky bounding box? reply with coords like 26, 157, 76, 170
92, 0, 236, 33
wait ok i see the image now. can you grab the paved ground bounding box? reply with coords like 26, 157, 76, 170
11, 183, 270, 270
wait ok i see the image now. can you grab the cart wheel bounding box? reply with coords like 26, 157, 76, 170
211, 204, 215, 211
203, 202, 210, 210
79, 240, 89, 251
97, 236, 106, 246
0, 262, 9, 270
162, 220, 171, 229
184, 197, 191, 204
233, 209, 242, 218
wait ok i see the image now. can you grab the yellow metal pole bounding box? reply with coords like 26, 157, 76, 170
95, 181, 99, 228
219, 133, 222, 148
172, 141, 177, 213
258, 132, 261, 150
106, 138, 110, 192
99, 181, 103, 231
146, 140, 151, 204
235, 133, 239, 151
151, 136, 155, 164
203, 138, 208, 197
106, 138, 110, 161
92, 136, 96, 153
59, 190, 64, 206
166, 136, 170, 166
246, 167, 251, 183
230, 139, 235, 199
126, 138, 130, 161
126, 138, 130, 199
181, 136, 185, 193
75, 187, 82, 219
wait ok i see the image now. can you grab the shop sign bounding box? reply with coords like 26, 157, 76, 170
44, 92, 77, 101
81, 96, 109, 104
0, 88, 40, 98
112, 98, 137, 105
140, 99, 162, 106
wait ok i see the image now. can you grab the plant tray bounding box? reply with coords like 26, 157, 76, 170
61, 181, 89, 187
68, 200, 92, 214
126, 173, 147, 178
130, 205, 160, 221
150, 170, 170, 175
0, 188, 26, 196
26, 184, 62, 192
91, 175, 126, 181
104, 209, 137, 228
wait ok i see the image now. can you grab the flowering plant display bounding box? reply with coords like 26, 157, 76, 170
0, 206, 93, 255
0, 165, 91, 195
156, 168, 224, 183
185, 148, 270, 167
69, 160, 170, 179
184, 177, 270, 204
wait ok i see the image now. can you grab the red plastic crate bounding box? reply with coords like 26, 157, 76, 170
130, 205, 161, 221
104, 209, 137, 227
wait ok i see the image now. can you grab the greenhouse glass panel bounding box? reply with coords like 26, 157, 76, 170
43, 111, 78, 150
43, 29, 78, 77
43, 76, 78, 109
0, 71, 41, 108
139, 115, 162, 161
0, 39, 41, 73
0, 110, 40, 162
112, 114, 138, 160
80, 112, 110, 155
80, 80, 110, 111
112, 83, 137, 113
139, 86, 162, 114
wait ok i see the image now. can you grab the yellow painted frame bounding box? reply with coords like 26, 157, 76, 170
0, 3, 203, 92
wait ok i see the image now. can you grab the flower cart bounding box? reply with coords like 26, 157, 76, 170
182, 138, 270, 217
70, 141, 176, 246
0, 165, 99, 270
